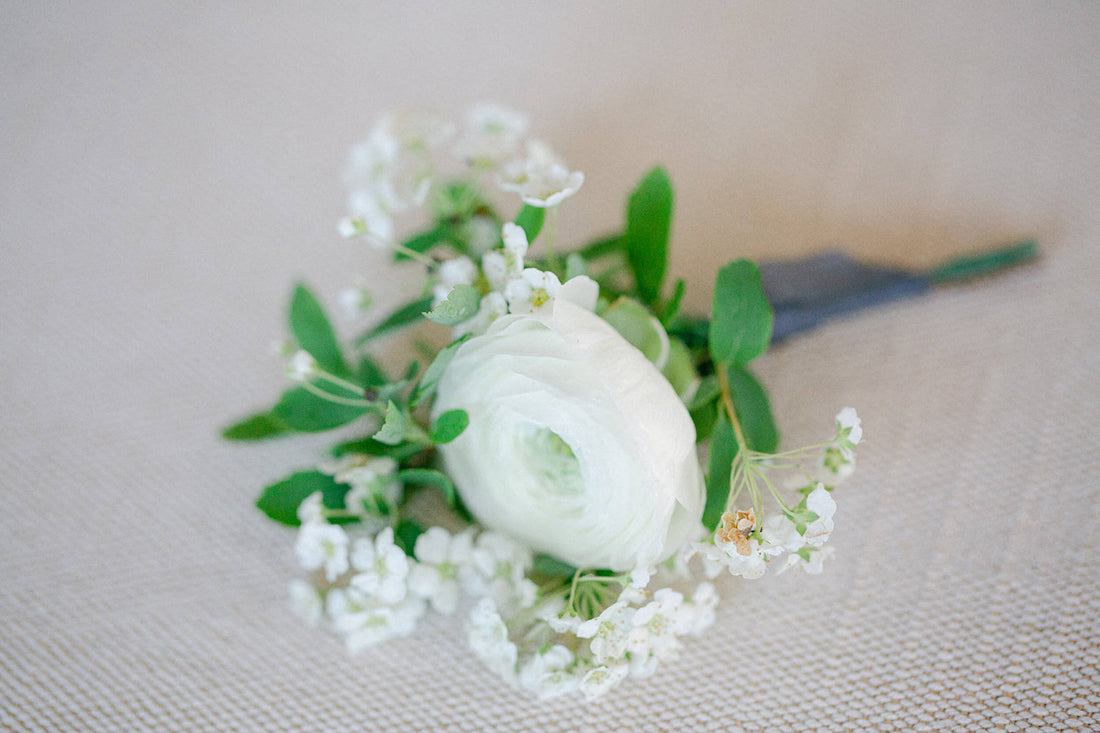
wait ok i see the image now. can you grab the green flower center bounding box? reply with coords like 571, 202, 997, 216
522, 426, 584, 497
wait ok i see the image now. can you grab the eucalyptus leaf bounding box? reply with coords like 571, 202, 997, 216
430, 409, 469, 444
625, 167, 673, 306
725, 364, 779, 453
256, 470, 350, 527
703, 408, 738, 530
709, 259, 773, 366
221, 412, 290, 441
691, 399, 719, 444
289, 283, 347, 376
424, 284, 480, 326
688, 375, 721, 411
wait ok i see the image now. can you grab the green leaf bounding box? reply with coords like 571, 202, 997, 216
357, 296, 433, 345
600, 297, 670, 368
256, 470, 349, 527
424, 284, 480, 326
410, 335, 470, 408
667, 313, 710, 352
374, 401, 429, 446
221, 412, 290, 441
289, 283, 347, 376
661, 339, 698, 399
515, 205, 545, 242
661, 278, 686, 327
703, 408, 738, 530
709, 259, 773, 366
691, 400, 719, 444
688, 375, 720, 411
395, 226, 447, 262
270, 384, 368, 432
576, 234, 622, 261
357, 355, 388, 388
397, 468, 456, 506
725, 364, 779, 453
689, 372, 722, 443
532, 554, 579, 579
625, 167, 673, 306
392, 519, 425, 555
430, 409, 469, 444
330, 437, 427, 461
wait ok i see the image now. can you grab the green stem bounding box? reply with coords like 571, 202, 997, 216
716, 364, 749, 451
567, 567, 584, 616
346, 216, 438, 267
751, 463, 792, 513
300, 381, 375, 408
769, 442, 833, 459
726, 454, 746, 508
315, 370, 370, 396
389, 240, 437, 267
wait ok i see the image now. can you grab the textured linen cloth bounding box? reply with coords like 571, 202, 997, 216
2, 3, 1098, 731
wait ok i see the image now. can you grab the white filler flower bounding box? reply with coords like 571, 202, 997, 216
432, 289, 705, 571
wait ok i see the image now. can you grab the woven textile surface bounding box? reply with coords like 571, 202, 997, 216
3, 4, 1099, 731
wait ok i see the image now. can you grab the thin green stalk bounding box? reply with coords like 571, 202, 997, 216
716, 365, 749, 451
300, 381, 375, 408
751, 462, 792, 514
315, 370, 371, 396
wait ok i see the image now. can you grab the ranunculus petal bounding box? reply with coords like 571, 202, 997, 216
433, 296, 704, 571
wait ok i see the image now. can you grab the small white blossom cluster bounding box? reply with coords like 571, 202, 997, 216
468, 578, 718, 701
695, 485, 836, 579
693, 408, 862, 580
320, 454, 402, 521
432, 221, 599, 338
339, 103, 583, 250
290, 470, 538, 655
288, 459, 721, 700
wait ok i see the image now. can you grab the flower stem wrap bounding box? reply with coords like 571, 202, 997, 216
432, 288, 705, 571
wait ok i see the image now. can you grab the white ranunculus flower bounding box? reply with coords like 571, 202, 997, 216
432, 278, 705, 571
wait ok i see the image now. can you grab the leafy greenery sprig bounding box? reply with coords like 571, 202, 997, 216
225, 164, 785, 567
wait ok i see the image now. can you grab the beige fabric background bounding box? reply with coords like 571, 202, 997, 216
3, 3, 1098, 731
